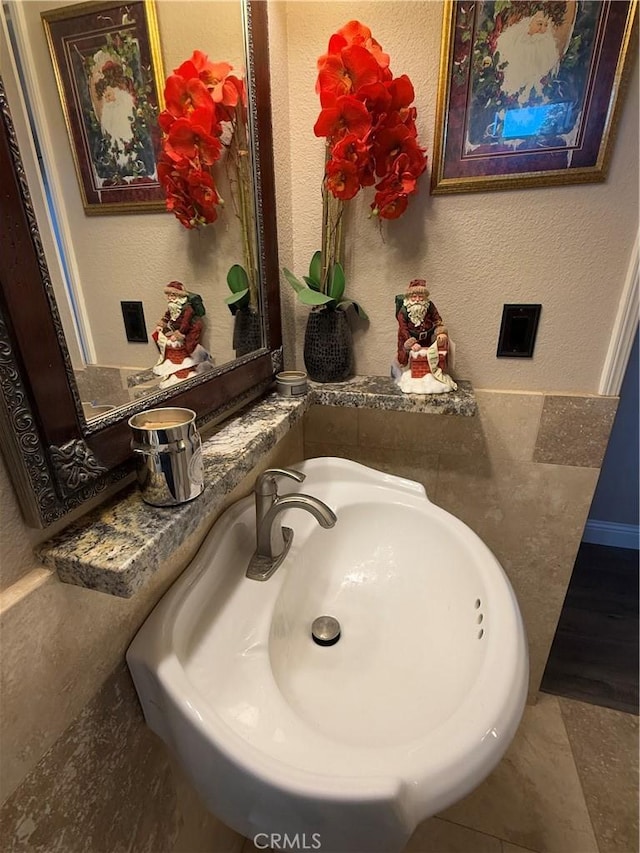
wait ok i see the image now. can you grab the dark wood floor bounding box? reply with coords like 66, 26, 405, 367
541, 542, 639, 715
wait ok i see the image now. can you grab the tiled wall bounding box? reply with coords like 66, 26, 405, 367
0, 424, 304, 852
304, 391, 618, 698
0, 393, 619, 849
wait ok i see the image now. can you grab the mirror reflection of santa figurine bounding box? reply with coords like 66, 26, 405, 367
152, 281, 214, 389
393, 279, 457, 394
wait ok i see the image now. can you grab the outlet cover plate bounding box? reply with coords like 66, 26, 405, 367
496, 304, 541, 358
121, 301, 148, 343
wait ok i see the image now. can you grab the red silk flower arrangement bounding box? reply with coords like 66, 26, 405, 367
285, 21, 427, 315
158, 51, 258, 314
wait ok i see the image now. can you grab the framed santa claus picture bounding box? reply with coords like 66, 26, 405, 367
431, 0, 637, 194
41, 0, 166, 214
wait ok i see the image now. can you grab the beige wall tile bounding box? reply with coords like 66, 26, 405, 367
353, 447, 439, 497
304, 441, 358, 462
0, 426, 303, 807
501, 844, 538, 853
358, 408, 485, 456
304, 405, 358, 446
439, 695, 598, 853
435, 455, 599, 696
75, 365, 130, 408
559, 698, 639, 853
0, 665, 198, 852
534, 396, 618, 467
304, 440, 439, 497
475, 392, 544, 462
405, 817, 502, 852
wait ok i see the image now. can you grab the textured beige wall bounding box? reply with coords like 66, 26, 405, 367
0, 425, 304, 846
270, 1, 639, 391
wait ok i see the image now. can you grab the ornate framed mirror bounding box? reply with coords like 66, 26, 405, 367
0, 0, 282, 527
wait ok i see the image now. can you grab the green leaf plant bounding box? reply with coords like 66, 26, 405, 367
283, 252, 367, 319
282, 187, 368, 320
224, 263, 251, 315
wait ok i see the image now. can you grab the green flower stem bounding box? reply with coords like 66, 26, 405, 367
230, 105, 258, 311
320, 146, 344, 295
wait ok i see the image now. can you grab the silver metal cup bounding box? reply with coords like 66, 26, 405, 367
128, 407, 204, 507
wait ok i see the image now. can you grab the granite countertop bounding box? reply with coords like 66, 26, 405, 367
37, 376, 476, 597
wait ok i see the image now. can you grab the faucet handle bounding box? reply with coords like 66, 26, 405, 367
255, 468, 305, 496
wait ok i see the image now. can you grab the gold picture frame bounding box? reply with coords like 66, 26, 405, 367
431, 0, 637, 194
42, 0, 165, 214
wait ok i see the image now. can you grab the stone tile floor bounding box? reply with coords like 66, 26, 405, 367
241, 694, 638, 853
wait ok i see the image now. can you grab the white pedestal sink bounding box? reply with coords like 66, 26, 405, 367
127, 457, 528, 853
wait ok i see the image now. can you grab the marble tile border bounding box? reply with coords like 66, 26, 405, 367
310, 377, 477, 416
36, 378, 476, 597
533, 395, 618, 468
35, 380, 617, 599
37, 395, 308, 598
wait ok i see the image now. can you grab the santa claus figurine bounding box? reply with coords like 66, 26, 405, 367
152, 281, 214, 388
394, 279, 457, 394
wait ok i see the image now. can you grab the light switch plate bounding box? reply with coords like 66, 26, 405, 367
121, 301, 148, 343
496, 304, 541, 358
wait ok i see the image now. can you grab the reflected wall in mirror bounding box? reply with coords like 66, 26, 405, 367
0, 0, 282, 528
5, 0, 263, 419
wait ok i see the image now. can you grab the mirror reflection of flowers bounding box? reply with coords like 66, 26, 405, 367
285, 21, 427, 316
157, 51, 258, 314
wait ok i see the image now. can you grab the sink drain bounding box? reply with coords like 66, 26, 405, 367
311, 616, 341, 646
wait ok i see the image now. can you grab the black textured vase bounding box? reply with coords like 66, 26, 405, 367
233, 306, 262, 357
303, 309, 353, 382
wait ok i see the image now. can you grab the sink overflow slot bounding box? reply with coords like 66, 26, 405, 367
311, 616, 341, 646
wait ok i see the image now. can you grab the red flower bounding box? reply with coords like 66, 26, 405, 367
164, 118, 222, 165
174, 50, 209, 80
187, 170, 221, 224
355, 81, 392, 118
378, 152, 422, 196
370, 150, 427, 219
202, 63, 240, 106
158, 157, 197, 228
372, 124, 426, 178
371, 189, 409, 220
174, 51, 241, 107
159, 50, 250, 230
325, 158, 361, 200
326, 21, 390, 69
164, 74, 215, 131
331, 133, 375, 186
314, 95, 372, 140
386, 75, 415, 111
317, 45, 381, 107
313, 22, 427, 218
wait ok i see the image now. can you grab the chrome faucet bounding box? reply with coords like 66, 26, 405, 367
246, 468, 337, 581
